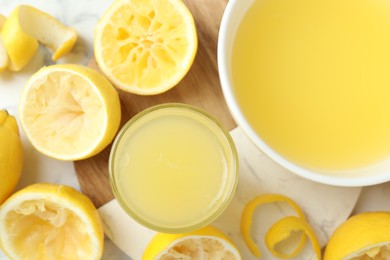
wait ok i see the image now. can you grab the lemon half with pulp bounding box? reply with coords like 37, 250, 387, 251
94, 0, 198, 95
0, 183, 104, 260
142, 225, 241, 259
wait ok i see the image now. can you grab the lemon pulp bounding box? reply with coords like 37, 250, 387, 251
0, 184, 103, 260
19, 64, 121, 161
5, 200, 93, 258
94, 0, 197, 95
142, 225, 241, 259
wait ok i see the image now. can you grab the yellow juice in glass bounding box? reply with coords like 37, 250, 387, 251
109, 104, 237, 233
232, 0, 390, 171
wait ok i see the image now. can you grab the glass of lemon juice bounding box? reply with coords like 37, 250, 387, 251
109, 103, 238, 233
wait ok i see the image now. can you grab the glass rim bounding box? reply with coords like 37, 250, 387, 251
108, 103, 239, 233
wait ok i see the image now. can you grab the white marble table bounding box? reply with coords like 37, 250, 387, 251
1, 0, 390, 259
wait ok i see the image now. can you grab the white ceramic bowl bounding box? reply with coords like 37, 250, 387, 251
217, 0, 390, 186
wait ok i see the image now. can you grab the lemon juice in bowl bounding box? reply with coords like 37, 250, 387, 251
109, 103, 238, 233
219, 0, 390, 185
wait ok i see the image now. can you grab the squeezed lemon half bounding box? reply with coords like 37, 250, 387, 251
142, 225, 241, 259
94, 0, 198, 95
0, 183, 104, 260
19, 64, 121, 161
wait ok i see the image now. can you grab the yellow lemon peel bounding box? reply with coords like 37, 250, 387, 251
0, 110, 23, 204
0, 14, 8, 71
265, 216, 321, 259
1, 5, 77, 71
15, 5, 78, 61
241, 193, 321, 259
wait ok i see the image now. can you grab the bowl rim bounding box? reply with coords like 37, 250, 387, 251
217, 0, 390, 187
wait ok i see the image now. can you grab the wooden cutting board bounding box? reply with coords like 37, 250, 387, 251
74, 0, 236, 208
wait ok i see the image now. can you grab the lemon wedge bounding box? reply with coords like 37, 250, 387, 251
19, 64, 121, 161
1, 5, 77, 71
94, 0, 198, 95
0, 183, 104, 259
241, 193, 321, 259
0, 110, 23, 204
0, 14, 9, 71
142, 225, 241, 259
324, 212, 390, 260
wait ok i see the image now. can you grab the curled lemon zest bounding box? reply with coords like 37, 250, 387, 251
241, 193, 321, 259
265, 216, 321, 259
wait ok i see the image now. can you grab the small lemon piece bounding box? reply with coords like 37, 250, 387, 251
324, 212, 390, 260
94, 0, 198, 95
1, 6, 39, 71
0, 14, 9, 71
13, 5, 78, 61
142, 225, 241, 259
0, 110, 23, 204
0, 183, 104, 260
1, 5, 77, 71
241, 193, 321, 259
19, 64, 121, 161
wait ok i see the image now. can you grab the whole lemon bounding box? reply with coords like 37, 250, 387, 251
0, 110, 23, 204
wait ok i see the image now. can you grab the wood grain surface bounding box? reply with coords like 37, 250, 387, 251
74, 0, 236, 208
